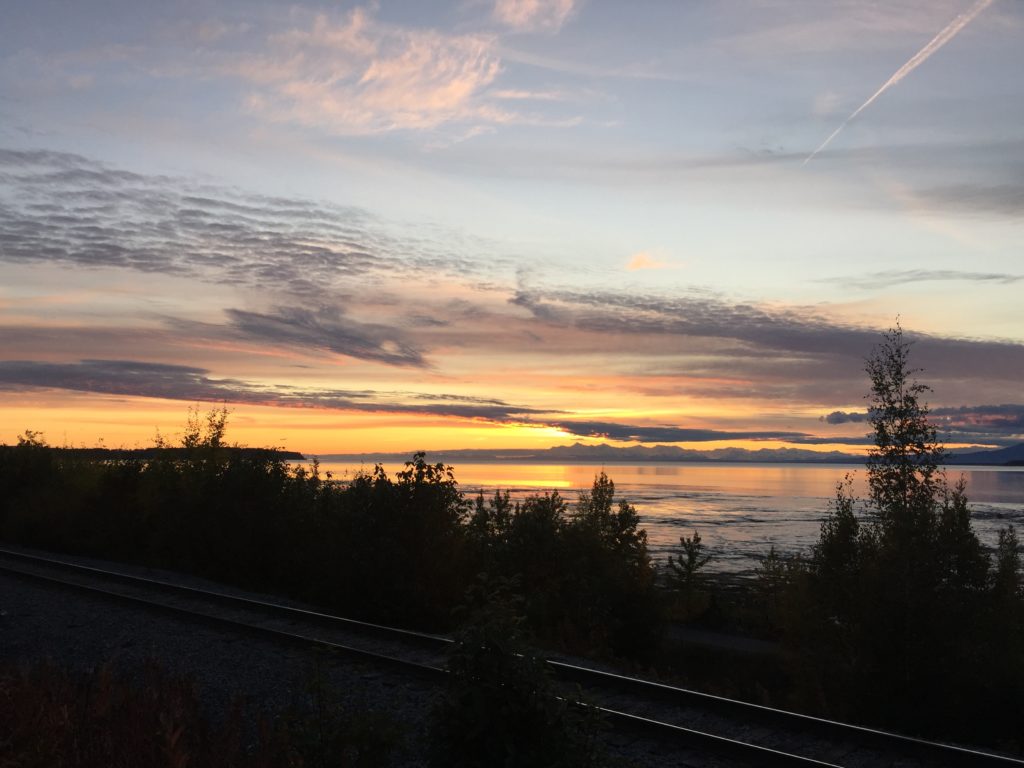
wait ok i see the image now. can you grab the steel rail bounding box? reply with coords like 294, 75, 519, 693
548, 660, 1024, 767
0, 555, 837, 768
0, 546, 450, 651
2, 546, 1022, 767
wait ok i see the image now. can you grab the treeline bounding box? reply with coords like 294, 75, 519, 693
38, 446, 305, 461
0, 427, 659, 658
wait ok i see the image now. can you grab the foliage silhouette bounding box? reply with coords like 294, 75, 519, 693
0, 659, 402, 767
465, 472, 661, 656
428, 577, 606, 768
767, 323, 1024, 745
0, 413, 660, 656
666, 530, 711, 589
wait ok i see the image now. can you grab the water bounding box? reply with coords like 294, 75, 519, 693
313, 461, 1024, 574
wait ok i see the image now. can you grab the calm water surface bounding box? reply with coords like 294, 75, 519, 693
314, 461, 1024, 574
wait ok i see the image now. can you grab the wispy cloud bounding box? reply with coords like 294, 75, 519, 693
493, 0, 577, 32
225, 306, 427, 367
805, 0, 994, 164
490, 88, 566, 101
154, 5, 590, 138
914, 183, 1024, 216
236, 8, 508, 135
820, 269, 1022, 290
718, 2, 972, 56
3, 4, 588, 140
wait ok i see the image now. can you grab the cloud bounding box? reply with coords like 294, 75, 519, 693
542, 419, 875, 445
7, 6, 584, 140
718, 2, 967, 56
933, 404, 1024, 436
226, 7, 510, 135
493, 0, 576, 32
512, 285, 877, 357
0, 357, 871, 445
821, 410, 869, 424
914, 184, 1024, 217
6, 148, 1024, 418
0, 359, 545, 421
193, 20, 250, 44
515, 285, 1018, 365
548, 419, 807, 443
812, 89, 843, 118
0, 148, 481, 299
409, 136, 1024, 191
225, 306, 426, 367
625, 251, 669, 271
819, 404, 1024, 445
821, 269, 1023, 290
0, 359, 245, 402
505, 285, 1024, 403
490, 88, 566, 101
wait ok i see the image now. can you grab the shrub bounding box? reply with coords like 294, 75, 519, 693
428, 580, 606, 768
0, 661, 296, 767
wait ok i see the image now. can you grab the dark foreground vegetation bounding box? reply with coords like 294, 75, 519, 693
1, 326, 1022, 759
759, 326, 1024, 750
0, 423, 656, 659
0, 659, 405, 767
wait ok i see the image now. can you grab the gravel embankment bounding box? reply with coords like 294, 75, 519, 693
0, 568, 435, 765
0, 546, 732, 767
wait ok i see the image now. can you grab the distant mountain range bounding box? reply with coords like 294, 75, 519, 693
316, 442, 1024, 466
946, 443, 1024, 465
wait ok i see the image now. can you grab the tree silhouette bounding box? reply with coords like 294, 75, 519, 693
789, 322, 1018, 740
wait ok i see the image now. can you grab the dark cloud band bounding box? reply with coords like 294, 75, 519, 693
0, 359, 542, 421
547, 419, 810, 444
820, 404, 1024, 445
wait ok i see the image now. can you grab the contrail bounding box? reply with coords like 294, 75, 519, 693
804, 0, 994, 165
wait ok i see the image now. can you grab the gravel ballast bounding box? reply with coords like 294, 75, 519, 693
0, 546, 733, 767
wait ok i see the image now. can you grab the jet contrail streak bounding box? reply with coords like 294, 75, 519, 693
804, 0, 994, 165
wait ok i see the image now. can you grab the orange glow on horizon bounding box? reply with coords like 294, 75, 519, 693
0, 392, 997, 458
0, 393, 596, 454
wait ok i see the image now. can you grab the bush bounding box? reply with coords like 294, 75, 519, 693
428, 579, 606, 768
467, 473, 662, 657
0, 659, 404, 768
0, 661, 291, 767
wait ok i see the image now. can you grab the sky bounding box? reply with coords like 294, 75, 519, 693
1, 0, 1023, 455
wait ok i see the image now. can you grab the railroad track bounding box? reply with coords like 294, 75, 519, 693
1, 546, 1020, 768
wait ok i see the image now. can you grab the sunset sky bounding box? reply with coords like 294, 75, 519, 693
1, 0, 1023, 455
